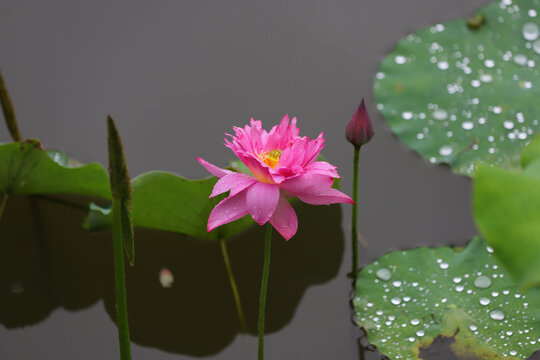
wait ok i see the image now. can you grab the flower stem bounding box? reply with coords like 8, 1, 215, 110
351, 146, 360, 278
258, 224, 272, 360
112, 198, 132, 360
219, 237, 247, 334
0, 68, 22, 142
0, 193, 9, 222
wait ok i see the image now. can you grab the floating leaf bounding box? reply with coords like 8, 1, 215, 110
375, 0, 540, 176
87, 153, 340, 239
0, 140, 111, 198
85, 171, 254, 240
353, 237, 540, 360
474, 134, 540, 289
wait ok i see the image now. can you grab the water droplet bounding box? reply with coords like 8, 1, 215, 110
533, 39, 540, 55
376, 268, 392, 281
402, 111, 413, 120
492, 106, 502, 114
408, 337, 415, 342
484, 59, 495, 68
513, 54, 528, 66
437, 61, 449, 70
509, 350, 518, 356
469, 324, 478, 331
474, 275, 492, 289
478, 117, 486, 125
480, 74, 493, 83
395, 55, 407, 64
439, 262, 449, 269
392, 280, 402, 287
455, 285, 464, 292
453, 277, 462, 283
471, 79, 481, 87
432, 109, 448, 120
522, 22, 539, 41
486, 246, 494, 253
504, 121, 515, 129
462, 121, 474, 130
490, 310, 505, 320
391, 297, 402, 305
506, 331, 513, 336
529, 9, 538, 17
416, 330, 425, 337
479, 297, 491, 305
492, 291, 499, 297
410, 318, 420, 326
439, 145, 453, 156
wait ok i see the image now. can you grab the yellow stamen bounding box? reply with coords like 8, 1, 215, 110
258, 149, 282, 169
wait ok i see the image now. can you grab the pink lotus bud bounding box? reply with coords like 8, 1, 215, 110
345, 98, 374, 148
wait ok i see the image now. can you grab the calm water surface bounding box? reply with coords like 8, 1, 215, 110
1, 0, 537, 359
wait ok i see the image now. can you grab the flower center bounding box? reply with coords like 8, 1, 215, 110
258, 149, 282, 169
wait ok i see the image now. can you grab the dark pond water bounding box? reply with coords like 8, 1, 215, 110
1, 0, 538, 359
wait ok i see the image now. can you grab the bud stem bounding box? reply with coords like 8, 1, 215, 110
351, 146, 361, 277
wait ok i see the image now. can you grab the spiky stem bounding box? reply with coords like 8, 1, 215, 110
112, 198, 131, 360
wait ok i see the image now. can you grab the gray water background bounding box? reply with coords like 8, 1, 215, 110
0, 0, 519, 359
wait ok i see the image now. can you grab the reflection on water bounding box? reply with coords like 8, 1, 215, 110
0, 193, 343, 356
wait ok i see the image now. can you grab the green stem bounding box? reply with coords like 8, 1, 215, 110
112, 198, 132, 360
0, 68, 22, 142
0, 193, 9, 222
351, 146, 360, 278
219, 237, 247, 334
258, 224, 272, 360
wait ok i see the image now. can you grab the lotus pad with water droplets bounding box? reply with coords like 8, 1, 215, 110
353, 237, 540, 360
375, 0, 540, 176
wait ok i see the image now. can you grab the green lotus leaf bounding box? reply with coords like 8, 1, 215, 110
85, 171, 254, 240
375, 0, 540, 176
353, 237, 540, 360
0, 140, 111, 198
474, 134, 540, 290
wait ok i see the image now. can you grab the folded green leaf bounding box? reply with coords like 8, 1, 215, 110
353, 237, 540, 360
0, 140, 111, 198
107, 116, 134, 266
85, 171, 254, 240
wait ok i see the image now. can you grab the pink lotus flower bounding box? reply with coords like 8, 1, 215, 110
197, 116, 354, 240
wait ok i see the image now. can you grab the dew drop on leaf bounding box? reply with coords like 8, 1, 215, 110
490, 310, 505, 321
376, 268, 392, 281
